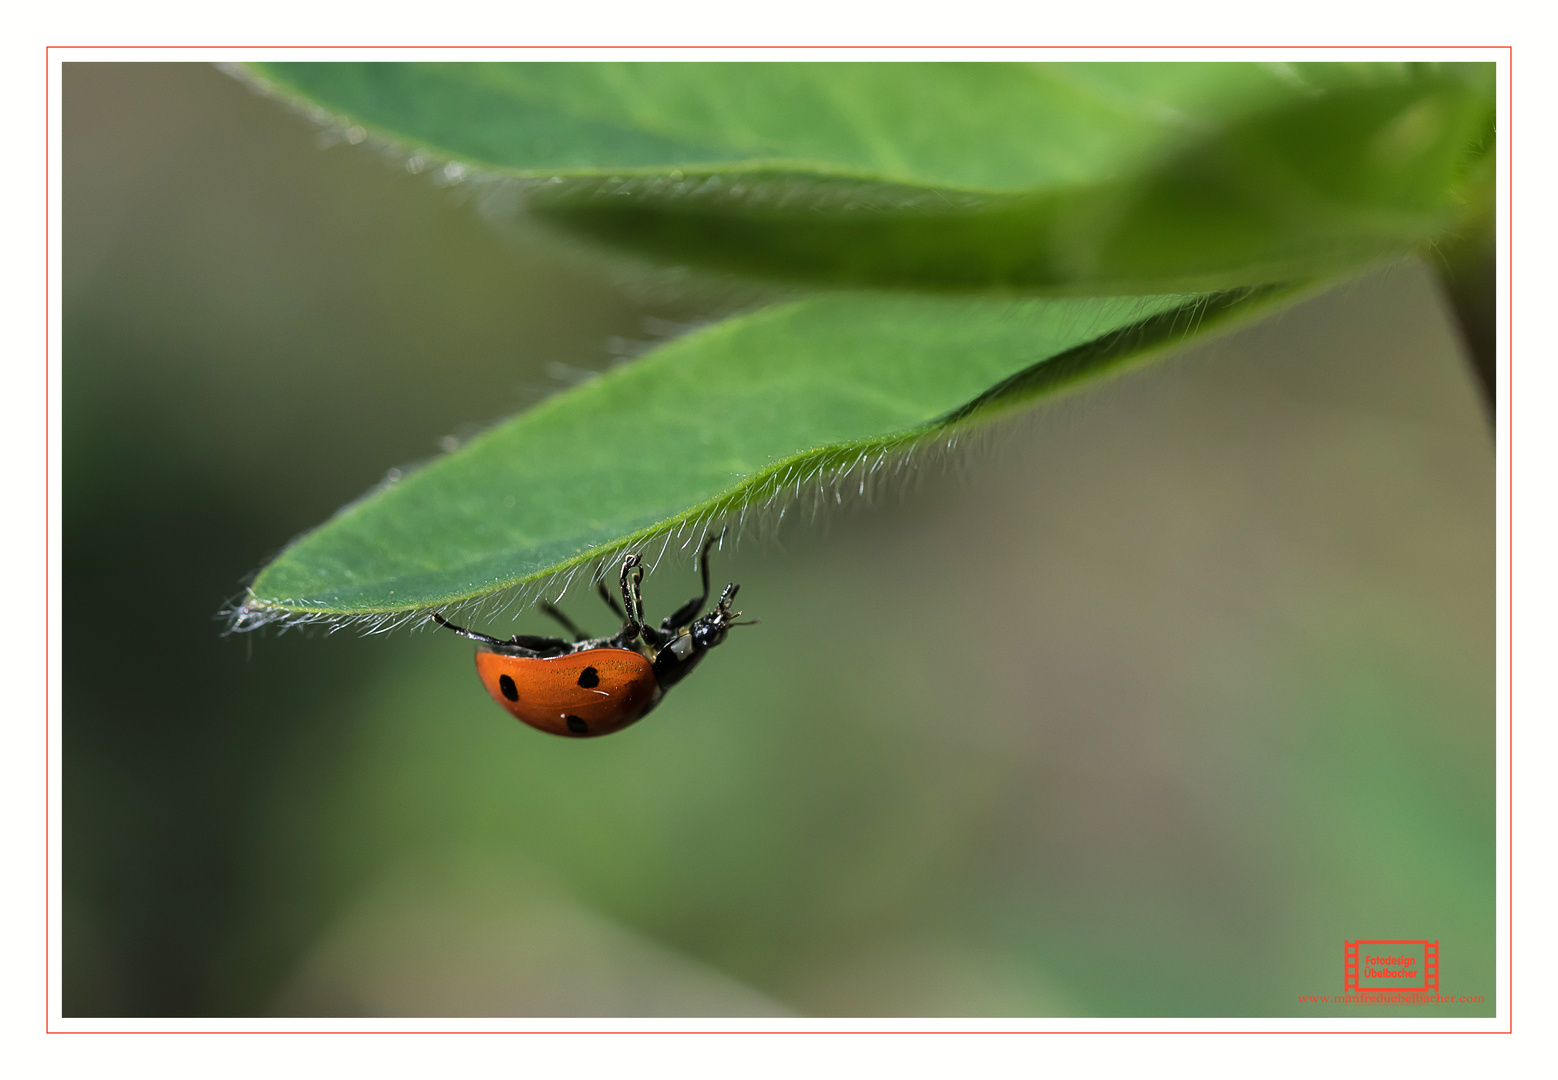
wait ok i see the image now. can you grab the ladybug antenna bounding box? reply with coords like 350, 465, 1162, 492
431, 611, 509, 648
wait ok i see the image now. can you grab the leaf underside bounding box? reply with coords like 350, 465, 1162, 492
241, 286, 1298, 623
230, 61, 1494, 624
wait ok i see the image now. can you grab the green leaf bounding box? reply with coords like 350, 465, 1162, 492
245, 61, 1493, 293
240, 286, 1297, 622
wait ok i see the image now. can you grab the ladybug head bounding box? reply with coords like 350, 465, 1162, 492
651, 581, 747, 692
690, 583, 741, 651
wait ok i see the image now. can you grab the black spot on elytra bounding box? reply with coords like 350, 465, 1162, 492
565, 715, 588, 735
577, 666, 600, 688
498, 674, 519, 701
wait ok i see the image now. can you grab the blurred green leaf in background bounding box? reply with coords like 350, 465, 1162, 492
251, 62, 1492, 292
64, 63, 1493, 1019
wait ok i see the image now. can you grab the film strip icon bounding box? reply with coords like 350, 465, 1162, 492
1345, 941, 1439, 992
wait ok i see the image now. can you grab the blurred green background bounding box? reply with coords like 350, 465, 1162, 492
63, 63, 1493, 1018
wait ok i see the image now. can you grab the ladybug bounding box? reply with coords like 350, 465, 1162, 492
433, 535, 748, 738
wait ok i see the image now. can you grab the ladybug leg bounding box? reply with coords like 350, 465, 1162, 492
661, 532, 722, 631
618, 554, 647, 639
504, 633, 572, 656
597, 579, 626, 621
431, 612, 511, 648
539, 601, 591, 642
432, 613, 568, 656
618, 553, 667, 647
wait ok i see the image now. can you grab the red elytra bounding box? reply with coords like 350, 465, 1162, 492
474, 647, 659, 739
433, 538, 750, 739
